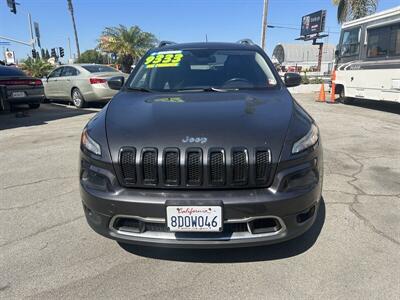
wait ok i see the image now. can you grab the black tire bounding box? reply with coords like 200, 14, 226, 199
339, 88, 353, 105
29, 103, 40, 109
42, 98, 51, 103
71, 88, 86, 108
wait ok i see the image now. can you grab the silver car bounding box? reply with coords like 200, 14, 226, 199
43, 64, 127, 108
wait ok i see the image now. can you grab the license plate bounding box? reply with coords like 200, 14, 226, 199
12, 91, 26, 98
166, 206, 222, 232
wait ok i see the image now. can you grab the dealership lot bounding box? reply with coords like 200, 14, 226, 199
0, 95, 399, 299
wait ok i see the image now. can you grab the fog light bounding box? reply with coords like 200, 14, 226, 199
296, 205, 316, 223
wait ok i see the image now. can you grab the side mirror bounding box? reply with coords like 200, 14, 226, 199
108, 76, 125, 90
284, 72, 302, 87
335, 49, 340, 58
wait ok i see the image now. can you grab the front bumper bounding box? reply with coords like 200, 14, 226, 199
80, 145, 323, 248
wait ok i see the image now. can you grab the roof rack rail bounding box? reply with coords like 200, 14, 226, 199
158, 41, 176, 48
237, 39, 256, 46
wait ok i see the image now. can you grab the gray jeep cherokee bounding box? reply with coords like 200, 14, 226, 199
79, 40, 323, 248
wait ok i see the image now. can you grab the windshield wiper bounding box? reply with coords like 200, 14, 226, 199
176, 87, 238, 92
127, 87, 152, 92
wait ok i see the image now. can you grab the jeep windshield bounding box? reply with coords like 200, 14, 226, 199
127, 49, 279, 92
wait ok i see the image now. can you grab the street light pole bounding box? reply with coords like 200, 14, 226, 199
28, 13, 35, 50
260, 0, 269, 49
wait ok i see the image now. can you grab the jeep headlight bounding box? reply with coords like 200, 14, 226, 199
81, 128, 101, 156
292, 124, 319, 154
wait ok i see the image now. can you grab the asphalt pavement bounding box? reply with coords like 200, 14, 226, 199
0, 96, 399, 299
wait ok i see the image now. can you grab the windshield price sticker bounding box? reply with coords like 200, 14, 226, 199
145, 51, 184, 68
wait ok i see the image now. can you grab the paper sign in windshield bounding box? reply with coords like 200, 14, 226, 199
145, 51, 183, 69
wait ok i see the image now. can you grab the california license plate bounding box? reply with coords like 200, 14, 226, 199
12, 91, 26, 98
166, 206, 222, 232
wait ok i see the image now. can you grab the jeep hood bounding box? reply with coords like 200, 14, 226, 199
105, 89, 294, 163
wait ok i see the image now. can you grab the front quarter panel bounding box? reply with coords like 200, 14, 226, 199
82, 103, 113, 164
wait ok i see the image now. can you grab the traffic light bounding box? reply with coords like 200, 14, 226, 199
51, 48, 56, 58
7, 0, 17, 14
31, 49, 37, 59
59, 47, 65, 57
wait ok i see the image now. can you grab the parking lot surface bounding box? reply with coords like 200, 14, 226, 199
1, 96, 399, 299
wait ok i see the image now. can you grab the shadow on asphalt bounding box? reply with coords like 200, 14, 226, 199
118, 198, 326, 263
0, 102, 100, 130
342, 98, 400, 115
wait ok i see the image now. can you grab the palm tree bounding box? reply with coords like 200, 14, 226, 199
67, 0, 81, 58
333, 0, 378, 24
21, 58, 53, 78
98, 25, 157, 72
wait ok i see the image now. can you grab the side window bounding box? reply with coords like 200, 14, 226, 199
367, 26, 390, 57
48, 68, 63, 78
389, 23, 400, 57
368, 23, 400, 58
340, 27, 360, 57
62, 67, 79, 77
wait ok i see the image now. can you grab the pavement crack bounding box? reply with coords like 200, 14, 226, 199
324, 149, 400, 246
0, 283, 10, 292
349, 195, 400, 246
0, 215, 84, 248
0, 190, 76, 211
2, 176, 75, 190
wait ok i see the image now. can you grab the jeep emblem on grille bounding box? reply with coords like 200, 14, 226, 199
182, 136, 207, 144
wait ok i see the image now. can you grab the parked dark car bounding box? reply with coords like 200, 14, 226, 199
80, 40, 323, 248
0, 66, 44, 110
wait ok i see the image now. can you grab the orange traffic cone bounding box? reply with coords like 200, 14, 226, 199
317, 83, 326, 102
330, 83, 336, 103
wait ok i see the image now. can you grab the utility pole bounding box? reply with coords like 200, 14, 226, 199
67, 37, 72, 60
67, 0, 80, 58
28, 13, 35, 51
260, 0, 269, 49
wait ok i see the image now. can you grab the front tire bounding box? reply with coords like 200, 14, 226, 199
339, 88, 353, 105
29, 103, 40, 109
72, 88, 86, 108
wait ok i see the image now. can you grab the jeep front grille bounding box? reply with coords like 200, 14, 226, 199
120, 148, 136, 184
164, 149, 180, 185
142, 149, 158, 185
118, 147, 272, 189
209, 150, 225, 185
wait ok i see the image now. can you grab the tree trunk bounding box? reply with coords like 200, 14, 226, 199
67, 0, 81, 59
122, 55, 133, 73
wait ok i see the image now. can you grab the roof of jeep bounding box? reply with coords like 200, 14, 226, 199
153, 42, 261, 51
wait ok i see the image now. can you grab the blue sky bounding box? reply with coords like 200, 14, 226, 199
1, 0, 399, 63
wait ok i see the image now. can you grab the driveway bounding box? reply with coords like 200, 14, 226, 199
0, 97, 399, 299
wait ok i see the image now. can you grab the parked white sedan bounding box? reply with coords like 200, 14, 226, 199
43, 64, 128, 108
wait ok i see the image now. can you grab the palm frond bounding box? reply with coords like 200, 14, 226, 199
334, 0, 378, 24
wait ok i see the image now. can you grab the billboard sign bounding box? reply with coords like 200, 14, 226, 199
5, 51, 15, 64
300, 10, 326, 37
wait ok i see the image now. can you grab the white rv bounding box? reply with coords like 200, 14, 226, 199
333, 6, 400, 103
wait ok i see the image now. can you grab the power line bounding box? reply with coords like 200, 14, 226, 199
267, 24, 340, 34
